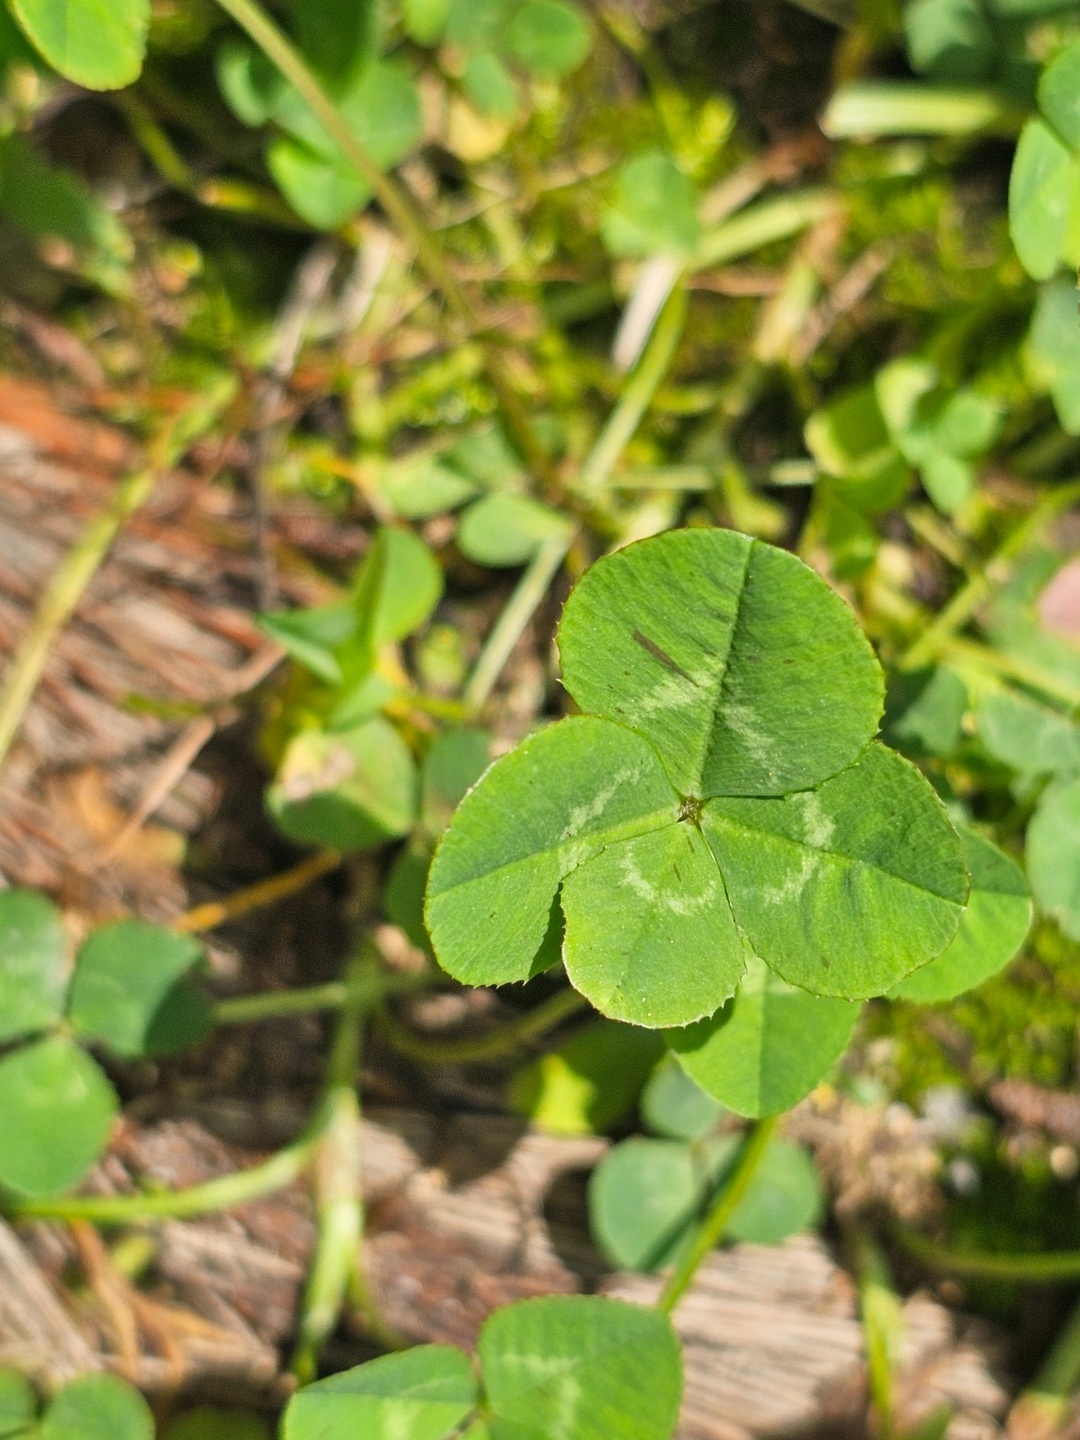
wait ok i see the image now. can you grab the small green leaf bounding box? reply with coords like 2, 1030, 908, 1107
601, 151, 701, 259
641, 1054, 724, 1141
702, 745, 968, 998
377, 452, 479, 520
0, 1037, 117, 1197
462, 51, 519, 119
0, 889, 67, 1044
364, 527, 445, 647
458, 493, 572, 567
383, 843, 432, 949
162, 1408, 270, 1440
589, 1137, 713, 1271
1027, 775, 1080, 940
403, 0, 452, 43
904, 0, 995, 80
421, 729, 492, 836
215, 41, 284, 126
891, 827, 1031, 1002
446, 0, 515, 51
478, 1296, 682, 1440
7, 0, 148, 88
268, 716, 418, 851
977, 689, 1080, 778
666, 954, 860, 1117
40, 1375, 153, 1440
0, 1371, 36, 1438
883, 666, 968, 759
561, 820, 745, 1026
1027, 277, 1080, 435
68, 921, 210, 1060
425, 717, 677, 989
1038, 38, 1080, 149
257, 604, 355, 685
804, 384, 909, 514
288, 0, 378, 93
558, 528, 884, 799
505, 1, 591, 77
509, 1020, 664, 1134
724, 1138, 823, 1245
266, 139, 370, 230
281, 1346, 477, 1440
1009, 118, 1074, 281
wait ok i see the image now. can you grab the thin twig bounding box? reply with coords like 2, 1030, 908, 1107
174, 849, 343, 935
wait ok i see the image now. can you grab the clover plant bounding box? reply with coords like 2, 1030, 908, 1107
0, 892, 210, 1197
425, 527, 1031, 1114
0, 1368, 154, 1440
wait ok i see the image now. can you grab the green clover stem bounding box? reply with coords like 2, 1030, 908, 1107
893, 1223, 1080, 1281
656, 1114, 779, 1315
376, 986, 589, 1065
213, 969, 428, 1027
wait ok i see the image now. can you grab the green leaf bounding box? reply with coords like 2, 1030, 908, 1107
505, 1, 591, 77
377, 452, 480, 520
462, 52, 519, 119
666, 954, 860, 1117
509, 1020, 664, 1134
558, 528, 884, 799
288, 0, 378, 93
640, 1054, 724, 1141
883, 666, 968, 759
0, 1371, 36, 1438
977, 689, 1080, 778
804, 384, 909, 514
40, 1375, 153, 1440
282, 1346, 477, 1440
904, 0, 995, 80
257, 604, 356, 685
403, 0, 452, 44
589, 1137, 714, 1271
6, 0, 148, 88
458, 493, 572, 567
215, 40, 285, 126
1009, 118, 1074, 281
421, 729, 492, 836
1038, 38, 1080, 149
0, 889, 67, 1044
68, 921, 210, 1060
364, 527, 445, 646
724, 1138, 822, 1245
478, 1295, 682, 1440
890, 826, 1031, 1002
425, 716, 678, 989
446, 0, 515, 51
601, 151, 702, 260
266, 138, 369, 230
1027, 775, 1080, 940
269, 60, 422, 228
0, 1037, 117, 1197
268, 716, 418, 851
702, 745, 968, 998
1027, 277, 1080, 435
162, 1408, 270, 1440
561, 820, 745, 1025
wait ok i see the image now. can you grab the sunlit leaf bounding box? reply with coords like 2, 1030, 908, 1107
68, 921, 211, 1060
505, 1, 591, 77
601, 151, 701, 259
0, 1038, 117, 1197
509, 1020, 663, 1134
1009, 119, 1074, 281
282, 1346, 477, 1440
0, 889, 67, 1045
1026, 775, 1080, 940
891, 826, 1031, 1002
40, 1375, 155, 1440
7, 0, 148, 88
478, 1296, 682, 1440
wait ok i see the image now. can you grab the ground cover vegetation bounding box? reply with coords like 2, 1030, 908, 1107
2, 0, 1080, 1434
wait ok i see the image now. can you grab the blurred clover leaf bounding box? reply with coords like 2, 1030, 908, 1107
1009, 37, 1080, 279
426, 528, 972, 1031
283, 1295, 681, 1440
0, 890, 211, 1197
5, 0, 148, 89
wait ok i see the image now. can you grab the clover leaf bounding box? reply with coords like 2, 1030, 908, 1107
0, 891, 212, 1196
426, 529, 968, 1028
